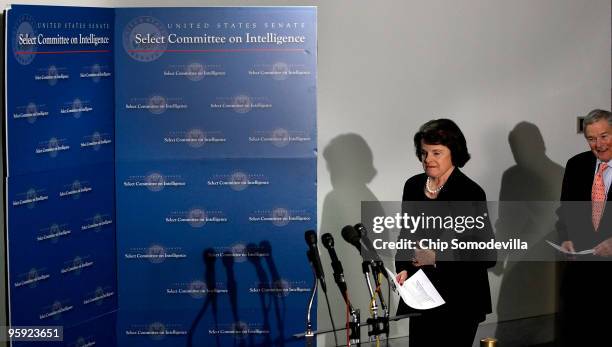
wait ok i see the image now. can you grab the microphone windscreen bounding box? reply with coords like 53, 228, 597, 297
304, 229, 317, 245
321, 233, 333, 248
341, 225, 361, 248
354, 223, 366, 236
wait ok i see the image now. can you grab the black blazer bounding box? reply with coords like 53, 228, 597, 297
556, 151, 612, 250
395, 168, 496, 321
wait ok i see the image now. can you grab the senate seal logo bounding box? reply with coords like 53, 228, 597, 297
232, 321, 249, 339
51, 301, 63, 321
75, 337, 87, 347
26, 102, 39, 124
188, 280, 207, 299
123, 16, 168, 63
271, 128, 290, 148
12, 14, 37, 65
186, 62, 205, 81
274, 279, 290, 297
146, 172, 165, 192
72, 99, 83, 119
229, 171, 249, 191
147, 245, 166, 264
47, 65, 59, 86
271, 207, 290, 227
91, 132, 102, 151
187, 208, 207, 228
48, 137, 60, 158
272, 62, 289, 81
187, 128, 205, 148
92, 214, 104, 232
232, 94, 252, 114
49, 224, 61, 244
231, 243, 248, 263
71, 180, 82, 199
27, 268, 39, 289
72, 256, 84, 275
148, 322, 166, 341
91, 64, 102, 83
94, 287, 105, 306
148, 95, 167, 115
26, 188, 39, 209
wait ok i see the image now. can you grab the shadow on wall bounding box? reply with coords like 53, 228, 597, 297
318, 133, 397, 346
492, 122, 564, 346
187, 242, 286, 347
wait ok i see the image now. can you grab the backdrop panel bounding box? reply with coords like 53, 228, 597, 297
114, 7, 317, 347
4, 5, 117, 346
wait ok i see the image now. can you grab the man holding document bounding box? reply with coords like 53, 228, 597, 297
556, 109, 612, 345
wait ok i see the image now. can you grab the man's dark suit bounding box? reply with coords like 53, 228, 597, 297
556, 150, 612, 345
395, 168, 496, 347
557, 151, 612, 245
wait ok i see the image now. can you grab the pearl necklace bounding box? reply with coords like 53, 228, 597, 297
425, 177, 443, 194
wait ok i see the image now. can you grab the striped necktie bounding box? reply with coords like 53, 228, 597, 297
592, 162, 608, 231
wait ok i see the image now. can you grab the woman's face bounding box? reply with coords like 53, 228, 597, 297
420, 141, 454, 178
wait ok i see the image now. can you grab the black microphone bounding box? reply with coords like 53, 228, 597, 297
321, 233, 349, 299
354, 223, 381, 261
354, 223, 388, 280
305, 230, 326, 292
341, 225, 361, 252
343, 224, 380, 262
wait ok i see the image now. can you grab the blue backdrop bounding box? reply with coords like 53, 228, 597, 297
4, 5, 117, 347
115, 7, 317, 346
5, 5, 316, 347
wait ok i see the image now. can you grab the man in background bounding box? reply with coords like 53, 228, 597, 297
557, 109, 612, 345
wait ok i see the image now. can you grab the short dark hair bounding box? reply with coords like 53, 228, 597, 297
413, 118, 471, 168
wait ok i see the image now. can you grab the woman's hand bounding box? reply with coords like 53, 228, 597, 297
396, 270, 408, 285
413, 249, 436, 267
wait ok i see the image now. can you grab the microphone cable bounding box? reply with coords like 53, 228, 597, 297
368, 272, 382, 347
323, 287, 339, 346
345, 292, 351, 347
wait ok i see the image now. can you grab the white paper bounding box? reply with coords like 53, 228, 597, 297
546, 240, 594, 255
386, 268, 445, 310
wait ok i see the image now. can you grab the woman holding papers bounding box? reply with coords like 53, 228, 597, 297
394, 119, 496, 347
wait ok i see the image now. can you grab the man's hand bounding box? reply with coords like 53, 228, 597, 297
594, 238, 612, 257
561, 240, 576, 260
413, 249, 436, 267
561, 241, 575, 253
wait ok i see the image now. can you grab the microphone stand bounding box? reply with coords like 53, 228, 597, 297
293, 313, 419, 346
332, 271, 360, 345
305, 250, 318, 347
367, 261, 390, 339
324, 232, 361, 346
361, 261, 380, 343
346, 298, 361, 346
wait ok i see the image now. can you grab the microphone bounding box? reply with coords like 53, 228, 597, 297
354, 223, 381, 261
354, 224, 390, 319
305, 230, 326, 292
353, 223, 389, 280
321, 233, 348, 299
342, 224, 379, 261
323, 232, 360, 343
341, 225, 361, 252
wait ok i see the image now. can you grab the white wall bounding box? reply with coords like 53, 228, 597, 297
0, 0, 609, 345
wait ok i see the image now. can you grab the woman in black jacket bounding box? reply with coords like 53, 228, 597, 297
395, 119, 496, 347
